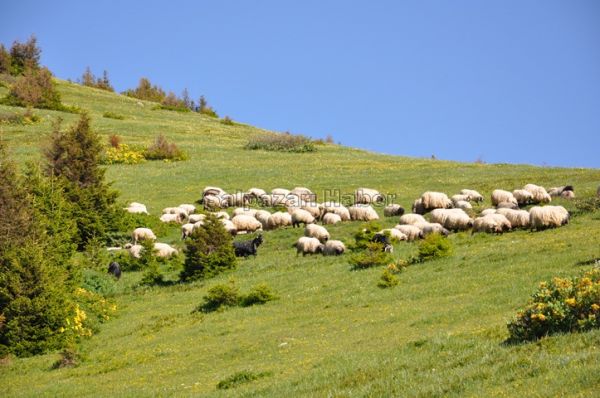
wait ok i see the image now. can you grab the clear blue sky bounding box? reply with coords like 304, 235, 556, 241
2, 1, 599, 168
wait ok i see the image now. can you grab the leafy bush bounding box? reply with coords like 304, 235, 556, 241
198, 95, 218, 117
122, 77, 166, 102
507, 268, 600, 343
143, 134, 187, 161
197, 280, 240, 313
220, 116, 234, 125
412, 233, 452, 263
349, 243, 392, 270
1, 67, 64, 110
378, 268, 399, 288
245, 132, 316, 153
181, 214, 236, 281
73, 287, 117, 335
79, 67, 113, 92
102, 143, 146, 165
52, 347, 80, 369
103, 111, 125, 120
349, 222, 382, 252
7, 36, 41, 75
240, 284, 278, 307
81, 269, 116, 297
217, 370, 271, 390
572, 196, 600, 216
0, 108, 40, 125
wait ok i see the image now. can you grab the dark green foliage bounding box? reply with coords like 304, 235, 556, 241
102, 111, 125, 120
155, 92, 190, 112
81, 236, 111, 271
507, 268, 600, 344
245, 132, 316, 153
413, 233, 452, 263
217, 370, 271, 389
0, 44, 10, 74
80, 67, 114, 92
52, 346, 80, 369
349, 243, 392, 270
349, 222, 382, 252
378, 268, 399, 288
197, 280, 240, 313
81, 269, 116, 297
198, 95, 218, 117
143, 134, 187, 161
139, 240, 164, 286
181, 214, 236, 281
572, 196, 600, 216
122, 77, 166, 102
2, 67, 63, 110
8, 36, 40, 75
240, 284, 278, 307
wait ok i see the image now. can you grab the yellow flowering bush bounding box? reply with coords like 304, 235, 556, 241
102, 143, 146, 165
507, 268, 600, 343
70, 288, 117, 337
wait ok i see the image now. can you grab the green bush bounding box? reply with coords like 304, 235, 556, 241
349, 243, 392, 270
507, 268, 600, 343
102, 111, 124, 120
245, 132, 316, 153
240, 284, 278, 307
1, 67, 64, 111
143, 134, 187, 161
197, 280, 240, 313
81, 269, 116, 297
378, 267, 400, 288
217, 370, 271, 390
220, 116, 234, 125
52, 346, 80, 369
0, 108, 40, 125
412, 233, 452, 263
138, 240, 164, 286
349, 222, 382, 252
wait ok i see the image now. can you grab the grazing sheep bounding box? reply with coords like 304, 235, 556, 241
398, 213, 426, 225
322, 213, 342, 225
290, 187, 315, 202
160, 213, 185, 224
355, 188, 384, 204
233, 208, 257, 218
378, 228, 407, 242
203, 186, 225, 198
300, 203, 322, 219
323, 240, 346, 256
246, 188, 267, 200
430, 209, 473, 231
548, 185, 574, 199
512, 189, 534, 206
132, 227, 157, 243
414, 222, 450, 237
181, 223, 195, 239
215, 211, 230, 220
188, 214, 206, 223
178, 204, 196, 214
412, 198, 426, 215
480, 208, 497, 217
231, 215, 262, 233
460, 189, 484, 202
233, 234, 264, 258
226, 192, 249, 207
267, 211, 293, 230
419, 192, 453, 212
472, 216, 503, 234
107, 261, 121, 279
348, 204, 379, 221
496, 208, 531, 229
154, 242, 178, 258
124, 243, 143, 259
371, 233, 394, 252
124, 202, 148, 215
523, 184, 551, 204
305, 224, 330, 242
384, 204, 405, 217
561, 190, 575, 199
484, 213, 512, 232
203, 194, 228, 210
497, 201, 519, 210
254, 210, 272, 230
221, 219, 237, 235
291, 208, 315, 227
293, 236, 324, 256
321, 202, 351, 221
529, 206, 569, 230
393, 224, 423, 241
163, 206, 189, 216
491, 190, 518, 207
454, 200, 473, 211
271, 188, 290, 196
451, 194, 470, 205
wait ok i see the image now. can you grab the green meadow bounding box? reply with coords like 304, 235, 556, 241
0, 80, 599, 397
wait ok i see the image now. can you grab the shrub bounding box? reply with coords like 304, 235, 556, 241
197, 280, 240, 313
122, 77, 166, 102
349, 222, 382, 252
108, 134, 121, 148
240, 284, 278, 307
82, 236, 111, 271
220, 116, 234, 125
217, 370, 271, 390
378, 268, 399, 288
349, 243, 392, 270
103, 112, 125, 120
0, 44, 10, 74
412, 233, 452, 263
143, 134, 187, 161
155, 92, 189, 112
507, 268, 600, 343
81, 269, 116, 297
245, 132, 316, 153
2, 67, 63, 110
102, 143, 146, 165
181, 214, 236, 281
138, 240, 165, 286
8, 36, 41, 75
0, 108, 40, 125
73, 287, 117, 334
52, 347, 80, 369
79, 67, 114, 92
198, 95, 218, 117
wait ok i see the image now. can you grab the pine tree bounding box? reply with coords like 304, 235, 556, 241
0, 44, 11, 74
9, 35, 41, 75
3, 67, 62, 110
81, 67, 94, 86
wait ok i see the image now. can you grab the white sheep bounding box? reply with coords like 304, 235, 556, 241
246, 188, 267, 200
178, 204, 196, 214
221, 219, 237, 235
321, 202, 351, 221
496, 208, 530, 229
523, 184, 551, 204
451, 194, 470, 205
419, 191, 453, 212
226, 192, 249, 207
472, 216, 503, 234
267, 211, 293, 230
398, 213, 426, 225
412, 198, 426, 215
483, 213, 512, 232
291, 208, 315, 227
231, 215, 262, 234
124, 243, 143, 259
132, 227, 156, 244
300, 203, 322, 219
480, 208, 497, 217
491, 190, 518, 207
323, 240, 346, 256
305, 224, 330, 242
429, 209, 473, 231
378, 228, 407, 242
215, 211, 230, 220
254, 209, 272, 230
512, 189, 534, 206
203, 186, 225, 197
454, 200, 473, 211
203, 194, 228, 210
162, 206, 189, 216
383, 204, 405, 217
290, 187, 315, 202
153, 242, 178, 258
348, 204, 379, 221
181, 223, 195, 239
460, 189, 484, 202
188, 214, 206, 223
529, 206, 569, 230
233, 208, 257, 218
160, 213, 185, 224
413, 222, 450, 236
393, 224, 423, 241
322, 213, 342, 225
355, 188, 384, 204
271, 188, 290, 196
124, 202, 148, 215
293, 236, 324, 256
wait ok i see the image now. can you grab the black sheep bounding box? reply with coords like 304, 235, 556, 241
371, 233, 394, 253
107, 261, 122, 279
233, 234, 264, 258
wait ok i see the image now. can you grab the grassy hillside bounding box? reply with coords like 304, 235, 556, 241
1, 80, 599, 397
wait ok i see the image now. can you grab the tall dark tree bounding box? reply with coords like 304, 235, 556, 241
3, 67, 62, 110
0, 44, 10, 74
9, 35, 41, 75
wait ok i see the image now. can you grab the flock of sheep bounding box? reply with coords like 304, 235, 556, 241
117, 182, 583, 259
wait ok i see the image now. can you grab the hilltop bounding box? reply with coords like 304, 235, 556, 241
0, 79, 599, 397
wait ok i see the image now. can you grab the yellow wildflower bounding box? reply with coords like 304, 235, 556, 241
565, 298, 576, 307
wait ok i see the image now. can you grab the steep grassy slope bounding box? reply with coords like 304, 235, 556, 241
0, 81, 599, 397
